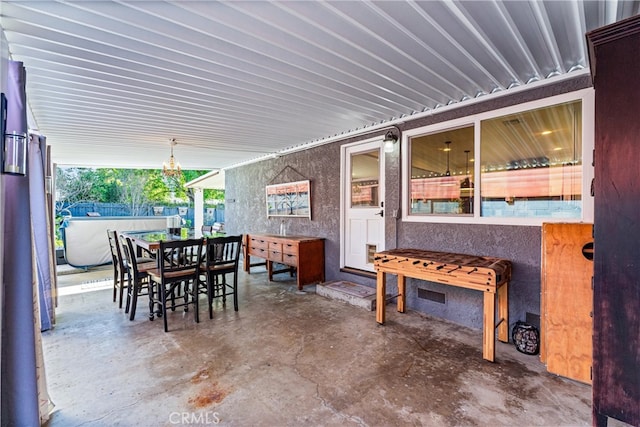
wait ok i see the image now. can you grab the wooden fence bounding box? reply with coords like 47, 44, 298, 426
58, 202, 225, 225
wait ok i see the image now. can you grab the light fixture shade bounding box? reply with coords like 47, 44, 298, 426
383, 130, 398, 153
3, 131, 28, 176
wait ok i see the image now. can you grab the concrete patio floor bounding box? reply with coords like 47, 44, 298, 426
43, 263, 594, 427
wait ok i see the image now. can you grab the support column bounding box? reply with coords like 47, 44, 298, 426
194, 187, 204, 237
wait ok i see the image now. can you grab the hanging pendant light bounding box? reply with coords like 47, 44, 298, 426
162, 138, 182, 177
465, 149, 470, 175
444, 141, 451, 176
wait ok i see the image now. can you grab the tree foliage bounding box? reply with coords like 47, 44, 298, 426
55, 167, 223, 215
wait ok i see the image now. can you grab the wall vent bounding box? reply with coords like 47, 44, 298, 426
418, 288, 446, 304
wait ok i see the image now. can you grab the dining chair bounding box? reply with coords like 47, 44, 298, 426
147, 238, 204, 332
107, 229, 127, 308
200, 235, 243, 319
120, 235, 156, 321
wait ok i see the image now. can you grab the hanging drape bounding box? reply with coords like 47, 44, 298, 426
1, 60, 53, 426
29, 133, 56, 423
29, 134, 56, 332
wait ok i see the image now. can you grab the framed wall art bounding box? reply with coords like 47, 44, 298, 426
266, 179, 311, 218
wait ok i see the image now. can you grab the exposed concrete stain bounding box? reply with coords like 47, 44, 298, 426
188, 382, 228, 408
190, 367, 211, 384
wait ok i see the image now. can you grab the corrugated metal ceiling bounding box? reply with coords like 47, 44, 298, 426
1, 1, 638, 170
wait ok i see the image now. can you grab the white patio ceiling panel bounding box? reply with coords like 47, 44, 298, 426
1, 1, 638, 170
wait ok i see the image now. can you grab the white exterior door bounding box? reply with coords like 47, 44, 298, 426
341, 139, 385, 272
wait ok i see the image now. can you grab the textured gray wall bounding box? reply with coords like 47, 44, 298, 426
226, 74, 592, 332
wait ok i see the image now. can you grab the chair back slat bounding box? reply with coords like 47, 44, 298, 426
205, 235, 242, 271
119, 234, 136, 271
107, 229, 128, 307
159, 238, 204, 277
107, 230, 120, 264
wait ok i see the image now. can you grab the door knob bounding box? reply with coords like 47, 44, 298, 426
375, 210, 384, 217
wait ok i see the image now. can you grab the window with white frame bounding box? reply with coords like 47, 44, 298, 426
409, 125, 475, 216
403, 89, 593, 225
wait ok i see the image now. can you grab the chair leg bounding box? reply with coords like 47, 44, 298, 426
170, 283, 178, 312
148, 281, 157, 321
232, 274, 239, 312
160, 283, 169, 332
112, 268, 118, 302
192, 279, 199, 324
118, 269, 126, 309
129, 279, 139, 321
221, 275, 228, 304
182, 281, 189, 312
207, 273, 214, 319
124, 271, 132, 314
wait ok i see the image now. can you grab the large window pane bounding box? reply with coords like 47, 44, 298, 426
351, 150, 379, 207
410, 126, 474, 215
480, 101, 582, 218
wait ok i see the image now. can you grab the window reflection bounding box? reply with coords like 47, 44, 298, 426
409, 126, 474, 215
480, 100, 582, 218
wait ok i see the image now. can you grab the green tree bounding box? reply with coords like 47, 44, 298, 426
117, 169, 152, 215
56, 167, 222, 214
205, 188, 225, 204
162, 170, 223, 206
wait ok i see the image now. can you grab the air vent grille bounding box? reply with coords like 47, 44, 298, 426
417, 288, 446, 304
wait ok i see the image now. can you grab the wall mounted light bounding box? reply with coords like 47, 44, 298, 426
383, 130, 399, 153
1, 93, 27, 176
2, 131, 28, 176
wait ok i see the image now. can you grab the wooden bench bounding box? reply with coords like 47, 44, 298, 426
374, 249, 511, 362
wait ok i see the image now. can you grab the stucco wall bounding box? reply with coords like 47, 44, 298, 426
226, 74, 592, 332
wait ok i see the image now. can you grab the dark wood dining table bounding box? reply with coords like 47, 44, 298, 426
122, 230, 193, 252
122, 229, 226, 252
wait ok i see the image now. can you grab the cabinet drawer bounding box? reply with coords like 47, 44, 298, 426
269, 241, 282, 252
268, 250, 283, 263
250, 238, 268, 250
282, 242, 298, 255
249, 246, 268, 258
282, 253, 298, 266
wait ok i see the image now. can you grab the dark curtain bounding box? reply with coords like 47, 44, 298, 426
1, 61, 40, 426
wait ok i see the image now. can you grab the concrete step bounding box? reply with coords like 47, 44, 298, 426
316, 281, 377, 311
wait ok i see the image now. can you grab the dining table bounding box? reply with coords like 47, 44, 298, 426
122, 229, 226, 252
122, 230, 191, 252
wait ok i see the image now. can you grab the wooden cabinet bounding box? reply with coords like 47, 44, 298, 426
587, 15, 640, 427
540, 223, 593, 384
244, 234, 325, 290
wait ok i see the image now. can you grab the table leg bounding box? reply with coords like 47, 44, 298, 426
242, 235, 250, 273
497, 282, 509, 342
376, 271, 386, 324
397, 274, 406, 313
244, 253, 251, 273
483, 291, 496, 362
267, 260, 273, 281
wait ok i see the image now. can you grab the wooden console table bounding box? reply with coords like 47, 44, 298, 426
244, 234, 325, 290
374, 249, 511, 362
